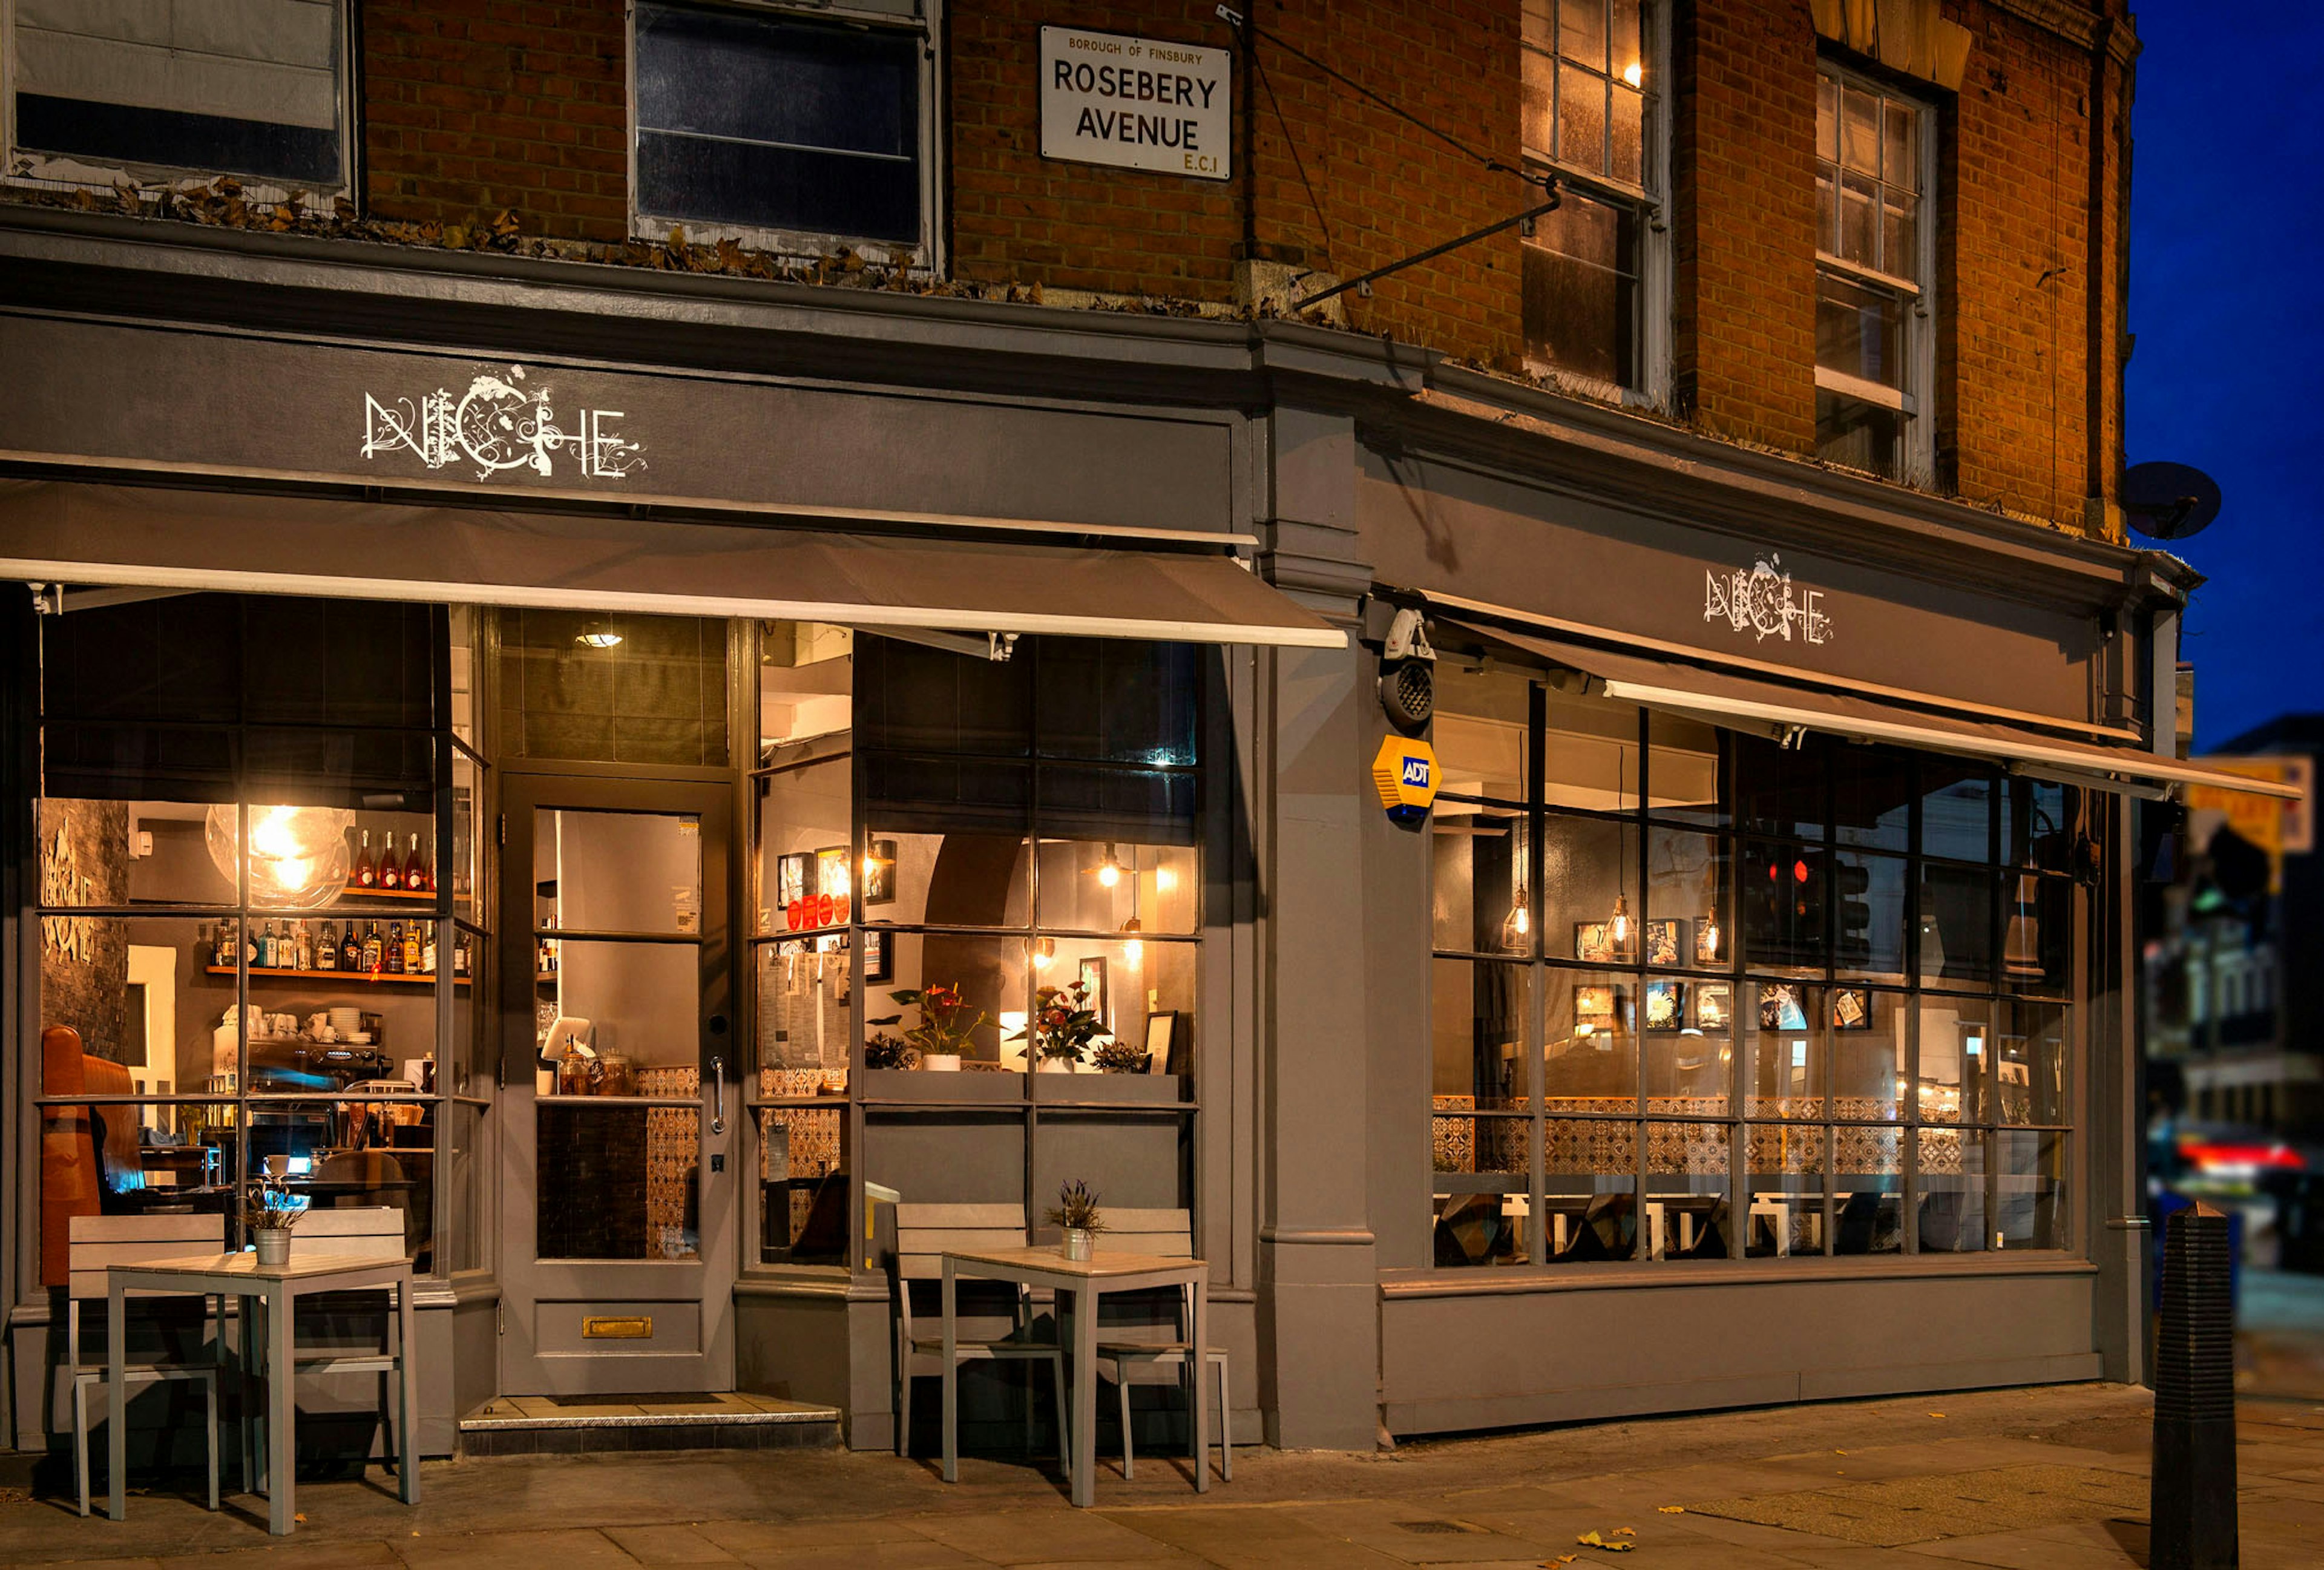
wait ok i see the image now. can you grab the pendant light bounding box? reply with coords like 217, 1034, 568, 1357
1698, 901, 1722, 962
1606, 750, 1632, 949
1500, 814, 1531, 953
1097, 843, 1123, 888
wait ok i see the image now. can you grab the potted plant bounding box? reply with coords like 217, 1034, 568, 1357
1045, 1178, 1106, 1261
862, 1032, 919, 1071
1091, 1039, 1151, 1075
241, 1172, 309, 1266
1032, 982, 1103, 1072
890, 984, 986, 1072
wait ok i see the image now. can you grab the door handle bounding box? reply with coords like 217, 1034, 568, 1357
709, 1054, 726, 1136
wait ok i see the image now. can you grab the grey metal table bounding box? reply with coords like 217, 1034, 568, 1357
941, 1246, 1209, 1508
106, 1251, 418, 1535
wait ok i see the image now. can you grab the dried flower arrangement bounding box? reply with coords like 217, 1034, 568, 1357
1044, 1178, 1106, 1237
240, 1172, 309, 1233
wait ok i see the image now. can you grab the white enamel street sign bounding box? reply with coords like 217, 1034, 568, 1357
1039, 27, 1231, 181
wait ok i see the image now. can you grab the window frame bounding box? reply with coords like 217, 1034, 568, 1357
1517, 0, 1673, 409
1813, 58, 1938, 485
0, 0, 353, 206
1425, 675, 2083, 1273
625, 0, 945, 274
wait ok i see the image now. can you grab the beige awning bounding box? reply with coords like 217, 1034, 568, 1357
1438, 616, 2302, 802
0, 481, 1343, 649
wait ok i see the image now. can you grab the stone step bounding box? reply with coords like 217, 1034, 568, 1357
459, 1391, 841, 1456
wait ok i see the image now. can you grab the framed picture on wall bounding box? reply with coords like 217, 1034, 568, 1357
776, 852, 811, 912
1573, 922, 1622, 963
862, 928, 893, 985
1146, 1010, 1186, 1076
1078, 956, 1108, 1032
1759, 984, 1808, 1032
1644, 979, 1687, 1030
1645, 919, 1685, 968
1832, 985, 1873, 1031
1574, 985, 1623, 1034
1695, 982, 1732, 1031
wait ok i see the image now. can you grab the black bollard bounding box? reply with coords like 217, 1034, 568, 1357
2152, 1201, 2238, 1569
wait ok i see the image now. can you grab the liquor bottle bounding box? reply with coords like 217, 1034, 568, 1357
361, 921, 383, 974
243, 919, 258, 965
342, 922, 362, 971
355, 829, 376, 888
404, 833, 430, 895
402, 922, 422, 974
295, 921, 313, 971
317, 921, 337, 971
212, 920, 232, 969
421, 924, 438, 974
453, 933, 470, 977
381, 833, 402, 891
257, 921, 276, 970
385, 921, 405, 975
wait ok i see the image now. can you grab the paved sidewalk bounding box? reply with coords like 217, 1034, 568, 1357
4, 1382, 2317, 1569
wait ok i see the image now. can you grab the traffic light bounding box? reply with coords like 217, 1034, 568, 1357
1834, 857, 1872, 967
1744, 844, 1826, 967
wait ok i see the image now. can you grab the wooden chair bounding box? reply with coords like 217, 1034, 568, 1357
65, 1214, 225, 1517
890, 1203, 1067, 1470
245, 1207, 412, 1488
1086, 1207, 1230, 1482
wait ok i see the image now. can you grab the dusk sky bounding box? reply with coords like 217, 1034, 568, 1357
2125, 5, 2324, 750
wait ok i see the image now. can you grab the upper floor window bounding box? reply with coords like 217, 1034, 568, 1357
1520, 0, 1668, 404
4, 0, 348, 197
632, 1, 934, 268
1814, 65, 1934, 482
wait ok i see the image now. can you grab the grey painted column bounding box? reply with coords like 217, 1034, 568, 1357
1255, 407, 1383, 1450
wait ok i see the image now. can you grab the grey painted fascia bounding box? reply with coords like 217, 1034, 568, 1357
1412, 363, 2190, 620
1379, 1253, 2101, 1298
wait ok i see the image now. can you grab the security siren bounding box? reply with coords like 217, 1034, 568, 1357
1377, 605, 1436, 734
2122, 462, 2222, 543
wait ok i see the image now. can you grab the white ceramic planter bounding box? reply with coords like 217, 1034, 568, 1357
921, 1053, 961, 1072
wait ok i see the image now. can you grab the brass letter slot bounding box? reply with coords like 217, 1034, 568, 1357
582, 1315, 652, 1340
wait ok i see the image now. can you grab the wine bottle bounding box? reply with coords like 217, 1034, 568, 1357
355, 829, 376, 888
405, 833, 430, 895
381, 833, 402, 891
317, 920, 337, 971
342, 923, 361, 971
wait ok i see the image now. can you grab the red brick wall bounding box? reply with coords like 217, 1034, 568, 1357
1672, 0, 1819, 455
362, 0, 629, 242
346, 0, 2130, 536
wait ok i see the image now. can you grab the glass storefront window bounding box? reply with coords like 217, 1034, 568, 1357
1422, 661, 2078, 1266
32, 592, 473, 1283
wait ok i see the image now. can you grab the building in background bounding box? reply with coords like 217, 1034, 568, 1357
2145, 723, 2319, 1139
2, 0, 2291, 1473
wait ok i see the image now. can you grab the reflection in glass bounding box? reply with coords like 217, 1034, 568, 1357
1920, 759, 1995, 862
1917, 1126, 1988, 1252
1997, 1130, 2066, 1250
1917, 995, 1990, 1125
1431, 1115, 1532, 1268
1036, 837, 1196, 936
1546, 971, 1636, 1103
1433, 664, 1531, 802
1919, 862, 1996, 982
1542, 812, 1637, 965
1746, 1123, 1823, 1257
1646, 1122, 1727, 1260
1742, 982, 1823, 1120
1646, 827, 1727, 967
1647, 714, 1722, 825
1433, 957, 1531, 1111
1833, 850, 1906, 981
1432, 807, 1525, 955
1833, 1123, 1903, 1254
1998, 1000, 2067, 1125
537, 810, 703, 935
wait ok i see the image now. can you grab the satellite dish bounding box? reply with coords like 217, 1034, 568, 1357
2122, 461, 2222, 542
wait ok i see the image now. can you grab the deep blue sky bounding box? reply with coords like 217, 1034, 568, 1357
2126, 6, 2324, 750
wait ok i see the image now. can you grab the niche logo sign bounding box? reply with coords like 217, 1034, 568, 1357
1040, 27, 1230, 180
361, 365, 645, 483
1703, 553, 1833, 645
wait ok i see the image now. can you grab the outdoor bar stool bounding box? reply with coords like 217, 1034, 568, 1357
1086, 1207, 1231, 1482
65, 1213, 225, 1517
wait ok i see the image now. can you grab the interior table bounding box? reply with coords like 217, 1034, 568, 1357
941, 1246, 1209, 1508
106, 1251, 418, 1535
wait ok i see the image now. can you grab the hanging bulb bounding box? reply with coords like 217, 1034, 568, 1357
1030, 936, 1055, 971
1608, 892, 1631, 947
1097, 843, 1123, 888
1119, 915, 1143, 968
1699, 907, 1721, 962
1501, 886, 1531, 953
1155, 864, 1178, 893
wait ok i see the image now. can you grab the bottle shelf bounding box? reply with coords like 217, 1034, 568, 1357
205, 965, 467, 988
341, 884, 439, 901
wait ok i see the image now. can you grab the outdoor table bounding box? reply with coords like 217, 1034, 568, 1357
106, 1251, 418, 1535
941, 1246, 1209, 1508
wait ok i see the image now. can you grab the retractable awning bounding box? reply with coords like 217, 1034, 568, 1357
1437, 616, 2301, 802
0, 481, 1342, 649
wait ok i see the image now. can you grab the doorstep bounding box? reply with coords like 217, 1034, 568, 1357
459, 1391, 841, 1455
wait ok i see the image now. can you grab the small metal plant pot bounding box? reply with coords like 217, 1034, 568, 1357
253, 1229, 293, 1267
1062, 1227, 1093, 1262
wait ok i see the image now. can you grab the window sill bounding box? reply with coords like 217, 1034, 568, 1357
1379, 1249, 2096, 1298
630, 212, 931, 277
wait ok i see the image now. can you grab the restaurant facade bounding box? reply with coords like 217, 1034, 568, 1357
1, 204, 2285, 1462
